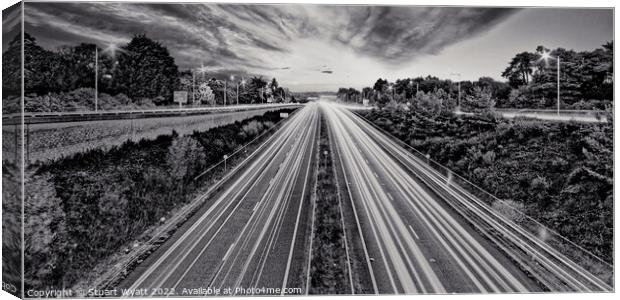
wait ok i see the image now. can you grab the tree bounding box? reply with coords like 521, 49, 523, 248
373, 78, 389, 93
113, 34, 179, 104
502, 52, 537, 87
337, 87, 361, 102
461, 87, 496, 112
2, 33, 23, 98
247, 76, 268, 103
3, 33, 63, 96
168, 136, 207, 185
269, 78, 279, 95
54, 43, 103, 93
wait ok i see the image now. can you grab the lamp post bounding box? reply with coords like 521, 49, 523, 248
237, 78, 246, 105
95, 46, 98, 112
541, 51, 561, 115
230, 75, 238, 105
387, 85, 394, 100
224, 80, 227, 106
193, 64, 208, 105
96, 43, 125, 112
450, 73, 461, 110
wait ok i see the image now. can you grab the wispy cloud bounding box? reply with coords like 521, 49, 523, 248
24, 3, 516, 66
21, 3, 524, 90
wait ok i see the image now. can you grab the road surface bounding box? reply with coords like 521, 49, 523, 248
119, 103, 319, 296
321, 101, 611, 293
118, 101, 611, 295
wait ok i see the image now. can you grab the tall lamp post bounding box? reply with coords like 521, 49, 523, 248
192, 64, 208, 104
95, 43, 125, 112
224, 80, 227, 106
450, 73, 461, 110
541, 51, 561, 115
230, 75, 237, 105
95, 47, 98, 112
237, 78, 246, 105
387, 85, 394, 100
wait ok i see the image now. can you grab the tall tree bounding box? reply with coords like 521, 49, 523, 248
372, 78, 389, 92
502, 52, 536, 87
269, 78, 279, 95
113, 34, 179, 104
247, 76, 268, 103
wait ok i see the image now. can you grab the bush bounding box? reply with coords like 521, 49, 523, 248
23, 88, 158, 112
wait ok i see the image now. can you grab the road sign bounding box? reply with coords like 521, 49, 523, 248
279, 113, 289, 118
174, 91, 188, 107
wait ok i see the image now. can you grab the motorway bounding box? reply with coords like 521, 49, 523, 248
321, 101, 612, 293
119, 103, 319, 296
119, 101, 611, 295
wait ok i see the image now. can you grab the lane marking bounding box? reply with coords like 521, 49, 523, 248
408, 225, 421, 240
222, 243, 236, 261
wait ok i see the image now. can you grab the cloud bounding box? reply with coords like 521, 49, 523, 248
22, 3, 518, 85
329, 6, 519, 64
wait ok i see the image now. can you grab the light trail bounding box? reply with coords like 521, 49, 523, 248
320, 101, 612, 293
123, 104, 319, 295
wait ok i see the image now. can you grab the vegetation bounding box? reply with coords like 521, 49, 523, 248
2, 33, 294, 112
2, 163, 22, 295
337, 42, 612, 110
359, 107, 613, 263
309, 115, 351, 294
20, 109, 293, 290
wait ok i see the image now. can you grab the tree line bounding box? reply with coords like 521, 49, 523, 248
2, 33, 292, 111
337, 42, 612, 110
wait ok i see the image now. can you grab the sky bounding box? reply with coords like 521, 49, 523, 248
8, 2, 614, 92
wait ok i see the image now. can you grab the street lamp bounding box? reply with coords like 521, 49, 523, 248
540, 50, 561, 115
237, 78, 246, 105
95, 46, 98, 112
450, 73, 461, 110
193, 64, 208, 104
95, 43, 125, 112
387, 85, 394, 100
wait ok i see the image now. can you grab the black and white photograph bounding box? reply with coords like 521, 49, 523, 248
0, 0, 616, 298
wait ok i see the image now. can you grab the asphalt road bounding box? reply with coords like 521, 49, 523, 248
321, 101, 612, 293
119, 103, 319, 296
118, 101, 611, 295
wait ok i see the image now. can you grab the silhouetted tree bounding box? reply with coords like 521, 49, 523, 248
113, 34, 179, 104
